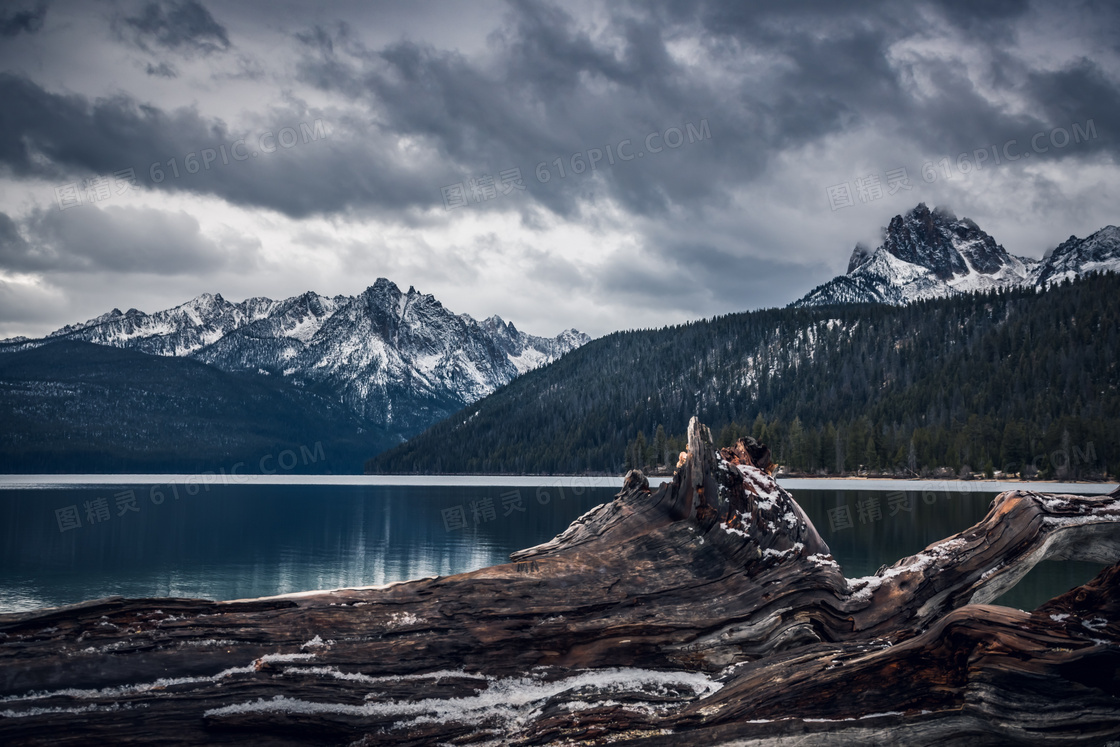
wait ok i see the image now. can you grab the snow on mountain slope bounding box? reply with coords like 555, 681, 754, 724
43, 293, 281, 357
1032, 225, 1120, 286
791, 203, 1117, 308
190, 291, 347, 374
3, 279, 589, 438
283, 280, 589, 432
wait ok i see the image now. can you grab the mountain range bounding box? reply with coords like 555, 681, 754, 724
794, 203, 1120, 307
1, 279, 588, 441
3, 203, 1117, 474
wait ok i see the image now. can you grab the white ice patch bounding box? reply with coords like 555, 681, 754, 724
0, 702, 132, 719
387, 611, 422, 628
204, 667, 722, 733
276, 667, 488, 688
257, 652, 317, 665
980, 564, 1003, 581
762, 542, 804, 559
1041, 496, 1072, 511
803, 711, 905, 723
1, 647, 331, 711
720, 524, 750, 540
846, 576, 883, 603
738, 465, 782, 511
0, 663, 258, 705
1043, 501, 1120, 527
808, 553, 839, 568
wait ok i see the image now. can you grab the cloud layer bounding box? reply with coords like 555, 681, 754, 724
0, 0, 1116, 339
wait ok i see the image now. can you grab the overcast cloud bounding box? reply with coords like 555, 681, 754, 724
0, 0, 1116, 339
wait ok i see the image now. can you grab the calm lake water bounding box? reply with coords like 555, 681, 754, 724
0, 478, 1109, 614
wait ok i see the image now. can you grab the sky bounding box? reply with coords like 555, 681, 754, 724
0, 0, 1117, 340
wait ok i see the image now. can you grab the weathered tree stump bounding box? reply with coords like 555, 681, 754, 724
1, 418, 1118, 745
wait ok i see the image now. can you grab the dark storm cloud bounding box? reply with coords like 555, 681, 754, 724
1, 206, 245, 275
0, 72, 225, 183
1026, 59, 1120, 153
284, 0, 1118, 221
0, 73, 442, 218
0, 2, 46, 37
118, 0, 230, 55
290, 7, 732, 218
664, 0, 1113, 162
0, 0, 1115, 225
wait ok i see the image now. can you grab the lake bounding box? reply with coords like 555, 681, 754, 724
0, 477, 1112, 615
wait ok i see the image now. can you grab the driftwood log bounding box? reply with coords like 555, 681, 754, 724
1, 418, 1119, 745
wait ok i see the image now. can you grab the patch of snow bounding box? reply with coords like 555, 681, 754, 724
204, 667, 722, 732
256, 652, 317, 665
980, 565, 1003, 581
846, 576, 883, 603
803, 711, 905, 723
808, 553, 839, 568
721, 524, 750, 540
0, 702, 131, 719
387, 611, 422, 628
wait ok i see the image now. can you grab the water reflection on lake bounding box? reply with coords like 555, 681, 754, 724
0, 481, 1106, 614
792, 487, 1106, 611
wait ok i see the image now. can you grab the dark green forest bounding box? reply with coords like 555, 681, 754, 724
372, 273, 1120, 479
0, 341, 391, 473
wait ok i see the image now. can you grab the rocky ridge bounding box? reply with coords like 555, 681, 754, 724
795, 203, 1118, 307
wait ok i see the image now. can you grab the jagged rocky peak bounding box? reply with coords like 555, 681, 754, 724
359, 278, 446, 322
876, 202, 1025, 280
1034, 224, 1120, 285
481, 314, 518, 339
175, 291, 238, 320
184, 291, 226, 310
364, 277, 403, 303
882, 203, 967, 279
847, 242, 873, 273
792, 203, 1051, 308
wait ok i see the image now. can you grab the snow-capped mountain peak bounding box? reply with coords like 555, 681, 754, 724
8, 279, 589, 442
792, 204, 1113, 308
1033, 225, 1120, 286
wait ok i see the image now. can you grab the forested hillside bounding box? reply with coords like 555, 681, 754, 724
0, 341, 390, 473
372, 273, 1120, 478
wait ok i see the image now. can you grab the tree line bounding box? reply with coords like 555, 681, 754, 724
372, 272, 1120, 479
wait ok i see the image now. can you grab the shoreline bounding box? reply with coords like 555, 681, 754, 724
0, 472, 1115, 494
